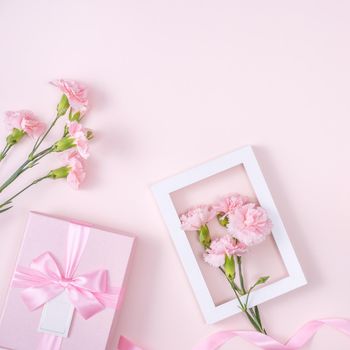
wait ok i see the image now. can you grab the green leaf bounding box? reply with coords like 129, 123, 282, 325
256, 276, 270, 286
0, 206, 12, 213
0, 200, 13, 213
57, 94, 70, 117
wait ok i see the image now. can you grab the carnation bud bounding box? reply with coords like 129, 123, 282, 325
217, 213, 229, 227
198, 225, 211, 249
48, 166, 70, 179
57, 94, 70, 117
224, 255, 235, 281
53, 136, 75, 152
86, 129, 94, 140
6, 128, 26, 145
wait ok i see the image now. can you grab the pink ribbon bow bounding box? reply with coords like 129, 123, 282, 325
14, 251, 117, 319
12, 223, 121, 349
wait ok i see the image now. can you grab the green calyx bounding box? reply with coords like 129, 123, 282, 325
217, 213, 229, 227
69, 110, 81, 122
198, 225, 211, 248
48, 166, 70, 179
53, 136, 75, 152
224, 255, 235, 281
6, 128, 26, 146
57, 94, 70, 117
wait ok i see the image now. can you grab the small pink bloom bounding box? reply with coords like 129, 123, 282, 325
213, 193, 250, 215
63, 150, 86, 189
180, 205, 216, 231
50, 79, 88, 112
75, 138, 89, 159
5, 110, 45, 137
67, 121, 89, 159
204, 235, 247, 267
68, 120, 84, 136
203, 251, 226, 268
227, 203, 272, 246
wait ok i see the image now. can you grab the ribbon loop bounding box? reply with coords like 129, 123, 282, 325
192, 318, 350, 350
117, 319, 350, 350
31, 252, 63, 280
71, 269, 108, 293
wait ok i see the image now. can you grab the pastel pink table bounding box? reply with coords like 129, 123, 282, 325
0, 1, 349, 349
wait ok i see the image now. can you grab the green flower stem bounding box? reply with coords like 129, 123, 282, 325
254, 306, 263, 331
237, 256, 256, 317
0, 111, 63, 193
219, 266, 243, 295
29, 146, 55, 166
197, 221, 266, 333
0, 175, 50, 213
236, 256, 267, 334
30, 114, 60, 158
0, 143, 12, 162
216, 212, 267, 333
0, 159, 31, 193
228, 279, 264, 333
237, 256, 246, 293
0, 146, 53, 193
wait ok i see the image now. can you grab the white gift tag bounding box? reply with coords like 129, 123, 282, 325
38, 291, 75, 338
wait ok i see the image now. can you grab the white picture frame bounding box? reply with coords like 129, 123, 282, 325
151, 146, 307, 324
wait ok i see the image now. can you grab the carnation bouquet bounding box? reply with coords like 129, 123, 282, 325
0, 80, 93, 213
180, 193, 272, 334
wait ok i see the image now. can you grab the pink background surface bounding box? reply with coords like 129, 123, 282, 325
0, 1, 350, 349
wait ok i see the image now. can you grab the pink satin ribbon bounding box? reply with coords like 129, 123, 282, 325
12, 223, 121, 350
118, 336, 145, 350
37, 334, 63, 350
118, 318, 350, 350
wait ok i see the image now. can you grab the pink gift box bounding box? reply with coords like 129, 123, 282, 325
0, 212, 135, 350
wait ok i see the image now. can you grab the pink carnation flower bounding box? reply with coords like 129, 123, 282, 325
5, 110, 45, 137
50, 79, 88, 112
227, 203, 272, 246
67, 121, 89, 159
180, 205, 216, 231
204, 235, 247, 267
213, 193, 250, 215
63, 150, 86, 189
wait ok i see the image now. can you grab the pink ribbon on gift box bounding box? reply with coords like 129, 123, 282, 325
12, 223, 121, 350
117, 318, 350, 350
